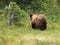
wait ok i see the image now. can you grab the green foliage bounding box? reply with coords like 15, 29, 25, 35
3, 2, 29, 25
0, 0, 60, 15
0, 0, 60, 45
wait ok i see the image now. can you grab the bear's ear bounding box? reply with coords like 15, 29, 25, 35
30, 14, 32, 17
30, 14, 32, 18
30, 14, 32, 20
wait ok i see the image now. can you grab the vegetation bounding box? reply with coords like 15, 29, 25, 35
0, 0, 60, 45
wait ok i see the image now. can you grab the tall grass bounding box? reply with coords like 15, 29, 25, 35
0, 14, 60, 45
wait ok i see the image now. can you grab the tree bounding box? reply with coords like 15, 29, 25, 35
4, 2, 28, 26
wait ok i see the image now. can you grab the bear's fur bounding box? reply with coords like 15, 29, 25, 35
30, 14, 47, 30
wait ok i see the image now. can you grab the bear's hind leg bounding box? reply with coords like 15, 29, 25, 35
40, 27, 45, 30
41, 25, 47, 30
43, 23, 47, 30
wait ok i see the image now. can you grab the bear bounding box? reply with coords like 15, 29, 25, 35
30, 14, 47, 30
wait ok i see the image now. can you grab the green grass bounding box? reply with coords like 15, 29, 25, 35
0, 17, 60, 45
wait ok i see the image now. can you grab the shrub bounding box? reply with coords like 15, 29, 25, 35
3, 2, 28, 26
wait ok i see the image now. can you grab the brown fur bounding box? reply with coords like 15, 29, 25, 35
30, 14, 47, 30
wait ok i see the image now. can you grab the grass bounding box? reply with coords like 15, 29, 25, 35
0, 16, 60, 45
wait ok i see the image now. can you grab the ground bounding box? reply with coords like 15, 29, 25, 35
0, 22, 60, 45
0, 17, 60, 45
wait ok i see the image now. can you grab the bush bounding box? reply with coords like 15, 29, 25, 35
3, 2, 29, 26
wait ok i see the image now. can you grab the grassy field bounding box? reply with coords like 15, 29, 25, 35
0, 16, 60, 45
